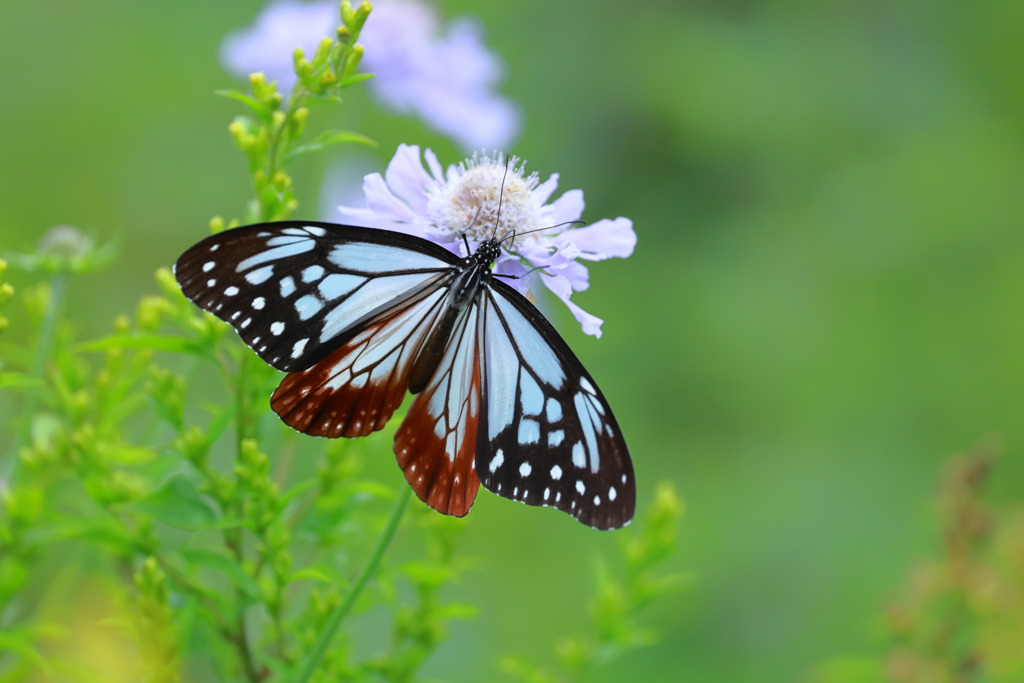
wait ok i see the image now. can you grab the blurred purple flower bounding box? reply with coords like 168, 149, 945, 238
220, 0, 519, 149
338, 144, 636, 337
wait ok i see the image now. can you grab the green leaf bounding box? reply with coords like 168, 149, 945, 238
133, 476, 216, 530
179, 549, 262, 598
215, 89, 274, 122
340, 72, 375, 88
78, 333, 208, 356
285, 129, 376, 161
289, 565, 343, 585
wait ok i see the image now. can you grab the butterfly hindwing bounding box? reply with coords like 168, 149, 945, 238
174, 221, 457, 372
394, 300, 483, 517
475, 280, 635, 530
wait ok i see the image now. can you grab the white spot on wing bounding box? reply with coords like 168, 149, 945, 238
203, 261, 215, 272
252, 297, 265, 310
279, 276, 296, 297
489, 449, 504, 473
244, 265, 274, 285
519, 462, 532, 478
550, 464, 562, 480
576, 480, 586, 495
291, 338, 308, 358
271, 321, 285, 335
225, 286, 239, 296
572, 442, 586, 468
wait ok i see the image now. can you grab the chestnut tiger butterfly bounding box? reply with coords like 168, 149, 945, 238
174, 221, 634, 529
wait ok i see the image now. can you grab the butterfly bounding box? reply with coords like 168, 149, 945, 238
174, 221, 635, 529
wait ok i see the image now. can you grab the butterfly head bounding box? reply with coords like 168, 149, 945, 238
472, 238, 503, 268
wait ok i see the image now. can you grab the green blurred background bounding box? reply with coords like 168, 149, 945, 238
3, 0, 1024, 680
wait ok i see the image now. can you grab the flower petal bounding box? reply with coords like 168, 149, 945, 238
384, 144, 434, 215
532, 173, 560, 206
541, 272, 604, 338
360, 173, 420, 223
543, 188, 585, 227
561, 217, 636, 260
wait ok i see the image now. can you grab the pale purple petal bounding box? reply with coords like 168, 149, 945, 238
559, 218, 637, 260
558, 259, 591, 293
532, 174, 560, 206
542, 189, 585, 227
383, 144, 436, 214
541, 272, 605, 337
424, 148, 445, 184
492, 259, 531, 297
360, 173, 420, 223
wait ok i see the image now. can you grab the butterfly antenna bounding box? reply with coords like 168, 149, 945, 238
493, 262, 552, 281
497, 220, 588, 249
490, 154, 511, 242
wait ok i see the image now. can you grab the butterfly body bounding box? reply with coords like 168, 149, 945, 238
175, 221, 634, 529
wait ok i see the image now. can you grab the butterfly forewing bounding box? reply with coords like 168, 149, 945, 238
174, 222, 456, 372
475, 280, 635, 530
270, 285, 451, 438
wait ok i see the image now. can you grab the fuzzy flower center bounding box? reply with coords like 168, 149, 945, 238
426, 153, 543, 245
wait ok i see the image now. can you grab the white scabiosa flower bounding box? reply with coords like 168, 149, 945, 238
220, 0, 519, 150
338, 144, 636, 337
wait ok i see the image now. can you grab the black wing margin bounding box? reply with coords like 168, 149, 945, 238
174, 221, 459, 372
474, 278, 635, 530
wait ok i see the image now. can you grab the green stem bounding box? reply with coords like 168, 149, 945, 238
292, 486, 413, 683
